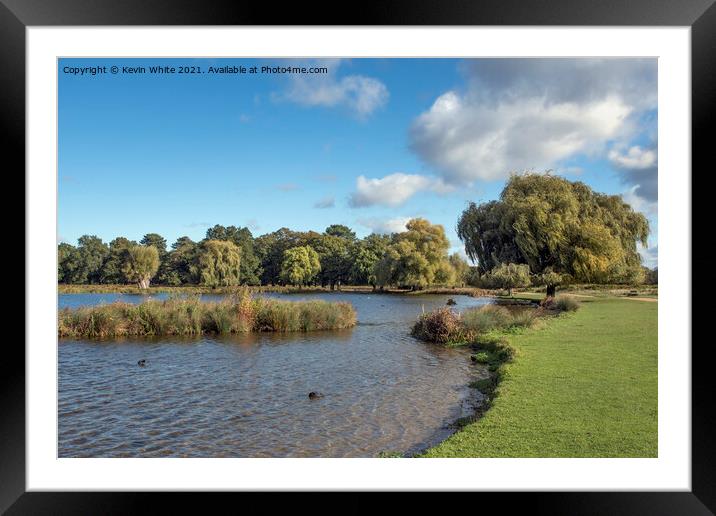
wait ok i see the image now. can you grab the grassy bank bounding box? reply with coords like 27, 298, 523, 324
58, 292, 357, 338
58, 283, 494, 297
421, 296, 657, 457
522, 283, 658, 298
57, 283, 339, 295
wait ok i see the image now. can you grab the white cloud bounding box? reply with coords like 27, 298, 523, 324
348, 173, 453, 208
410, 59, 657, 185
357, 217, 412, 234
610, 145, 658, 202
622, 185, 657, 217
313, 196, 335, 209
609, 145, 657, 170
279, 59, 388, 118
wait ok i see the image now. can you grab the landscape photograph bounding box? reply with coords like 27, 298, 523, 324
57, 57, 658, 458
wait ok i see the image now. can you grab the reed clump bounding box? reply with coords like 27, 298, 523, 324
411, 303, 545, 345
58, 290, 357, 338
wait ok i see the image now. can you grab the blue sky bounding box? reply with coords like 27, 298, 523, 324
59, 58, 658, 267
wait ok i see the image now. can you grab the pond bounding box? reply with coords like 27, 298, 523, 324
58, 292, 493, 457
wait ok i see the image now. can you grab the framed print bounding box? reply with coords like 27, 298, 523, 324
7, 0, 714, 512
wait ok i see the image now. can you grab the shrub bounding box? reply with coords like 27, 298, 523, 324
508, 308, 539, 329
410, 308, 461, 344
411, 303, 543, 345
461, 305, 512, 333
553, 295, 581, 312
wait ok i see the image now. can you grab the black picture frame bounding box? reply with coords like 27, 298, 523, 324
6, 0, 713, 512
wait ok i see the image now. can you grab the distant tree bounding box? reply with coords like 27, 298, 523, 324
488, 263, 531, 296
121, 245, 160, 289
140, 233, 168, 258
280, 246, 321, 286
457, 174, 650, 297
324, 224, 356, 241
376, 218, 452, 290
313, 235, 353, 289
76, 235, 109, 284
255, 228, 305, 285
58, 242, 83, 283
100, 237, 136, 283
205, 225, 261, 285
350, 234, 391, 289
465, 266, 482, 288
434, 259, 457, 286
158, 236, 198, 285
448, 253, 471, 287
646, 267, 658, 285
193, 239, 242, 287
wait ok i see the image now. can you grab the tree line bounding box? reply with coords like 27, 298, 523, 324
59, 174, 657, 293
58, 220, 473, 290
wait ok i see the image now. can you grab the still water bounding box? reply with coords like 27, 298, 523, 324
58, 292, 492, 457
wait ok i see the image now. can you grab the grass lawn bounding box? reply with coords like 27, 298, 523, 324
422, 296, 657, 457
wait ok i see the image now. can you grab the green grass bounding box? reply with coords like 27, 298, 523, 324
422, 297, 657, 457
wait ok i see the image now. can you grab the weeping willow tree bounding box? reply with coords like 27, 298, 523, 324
280, 245, 321, 286
121, 245, 160, 289
457, 173, 649, 297
193, 239, 242, 287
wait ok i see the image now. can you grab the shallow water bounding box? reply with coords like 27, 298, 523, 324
58, 292, 492, 457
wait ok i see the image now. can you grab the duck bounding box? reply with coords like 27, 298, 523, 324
308, 391, 324, 400
137, 359, 147, 367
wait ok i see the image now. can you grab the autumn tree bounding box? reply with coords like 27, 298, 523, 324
457, 173, 649, 297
